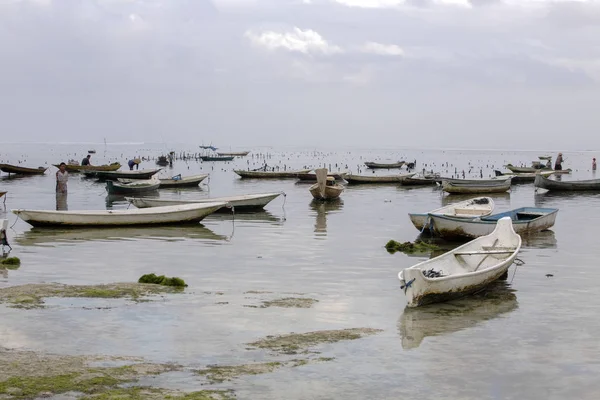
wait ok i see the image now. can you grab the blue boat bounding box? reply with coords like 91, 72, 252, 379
428, 207, 559, 239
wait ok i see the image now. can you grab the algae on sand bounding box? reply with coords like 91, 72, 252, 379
138, 273, 187, 287
0, 283, 185, 309
261, 297, 318, 309
248, 328, 382, 355
385, 239, 440, 255
0, 257, 20, 269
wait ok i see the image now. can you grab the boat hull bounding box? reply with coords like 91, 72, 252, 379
345, 173, 415, 184
534, 173, 600, 191
429, 207, 558, 239
216, 151, 250, 157
158, 174, 208, 188
127, 192, 282, 211
95, 169, 162, 181
398, 217, 522, 307
442, 179, 511, 194
53, 163, 121, 173
296, 173, 346, 182
309, 184, 344, 200
408, 197, 495, 232
106, 181, 160, 195
0, 164, 47, 175
234, 169, 312, 179
365, 162, 405, 169
201, 156, 234, 161
12, 203, 226, 227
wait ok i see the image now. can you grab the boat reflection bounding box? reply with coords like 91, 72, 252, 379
534, 191, 600, 208
310, 199, 344, 237
105, 193, 159, 209
398, 280, 518, 350
520, 229, 557, 249
14, 224, 228, 247
207, 210, 284, 225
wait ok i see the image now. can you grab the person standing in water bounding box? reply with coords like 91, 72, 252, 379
55, 162, 69, 210
593, 158, 597, 171
128, 158, 140, 171
81, 155, 91, 166
554, 153, 563, 171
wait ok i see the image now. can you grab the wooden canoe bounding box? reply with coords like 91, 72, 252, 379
127, 192, 283, 211
401, 176, 439, 186
0, 164, 47, 175
53, 163, 121, 173
398, 217, 522, 307
442, 178, 511, 194
296, 172, 347, 182
494, 170, 554, 183
345, 173, 415, 184
12, 203, 227, 227
95, 169, 162, 181
216, 151, 250, 157
201, 156, 234, 162
106, 179, 160, 195
365, 161, 405, 169
234, 169, 312, 179
409, 197, 495, 232
428, 207, 558, 239
309, 168, 344, 201
534, 173, 600, 191
158, 174, 208, 188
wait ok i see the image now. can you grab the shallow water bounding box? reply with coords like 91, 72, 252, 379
1, 144, 600, 399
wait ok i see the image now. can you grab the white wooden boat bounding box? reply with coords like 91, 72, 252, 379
409, 197, 495, 232
345, 173, 415, 184
494, 170, 554, 183
126, 192, 283, 211
309, 168, 344, 201
234, 169, 311, 179
106, 178, 160, 195
428, 207, 558, 239
216, 151, 250, 157
442, 178, 511, 194
12, 203, 227, 227
398, 217, 522, 307
534, 173, 600, 191
95, 169, 162, 181
506, 164, 571, 174
158, 174, 208, 188
365, 161, 405, 169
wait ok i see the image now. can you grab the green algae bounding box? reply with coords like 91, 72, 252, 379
0, 257, 20, 267
261, 297, 318, 309
197, 362, 284, 383
81, 387, 234, 400
385, 239, 441, 255
248, 328, 382, 355
138, 273, 187, 287
0, 283, 184, 309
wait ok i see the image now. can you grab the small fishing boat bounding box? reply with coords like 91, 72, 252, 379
95, 169, 162, 181
494, 170, 554, 183
505, 164, 549, 173
309, 169, 344, 201
53, 162, 121, 173
156, 156, 169, 166
199, 145, 218, 151
534, 173, 600, 191
345, 173, 415, 184
127, 192, 283, 211
401, 176, 440, 186
106, 178, 160, 195
216, 151, 250, 157
296, 172, 347, 182
200, 155, 234, 162
538, 156, 552, 161
234, 169, 312, 179
0, 164, 47, 175
158, 174, 208, 188
409, 197, 495, 232
365, 161, 405, 169
12, 203, 227, 227
428, 207, 558, 239
398, 217, 522, 307
441, 178, 512, 194
88, 150, 96, 154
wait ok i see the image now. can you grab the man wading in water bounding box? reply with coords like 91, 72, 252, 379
56, 162, 68, 210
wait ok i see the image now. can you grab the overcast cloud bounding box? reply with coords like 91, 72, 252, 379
0, 0, 599, 149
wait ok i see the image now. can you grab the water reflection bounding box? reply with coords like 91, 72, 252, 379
521, 229, 557, 249
209, 210, 284, 225
397, 281, 518, 350
14, 224, 228, 246
105, 193, 159, 209
310, 199, 343, 238
534, 191, 600, 207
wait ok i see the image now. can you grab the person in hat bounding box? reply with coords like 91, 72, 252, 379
554, 153, 563, 171
128, 158, 141, 171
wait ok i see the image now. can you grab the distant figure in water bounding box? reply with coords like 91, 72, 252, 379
56, 162, 68, 194
81, 154, 91, 166
128, 158, 141, 171
593, 158, 597, 171
554, 153, 563, 171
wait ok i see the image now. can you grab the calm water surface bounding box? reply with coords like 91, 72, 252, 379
1, 144, 600, 399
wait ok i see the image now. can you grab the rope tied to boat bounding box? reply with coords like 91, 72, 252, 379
400, 278, 415, 294
509, 258, 525, 284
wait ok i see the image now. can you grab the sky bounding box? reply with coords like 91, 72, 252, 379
0, 0, 599, 150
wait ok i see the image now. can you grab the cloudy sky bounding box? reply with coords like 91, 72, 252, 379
0, 0, 599, 149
